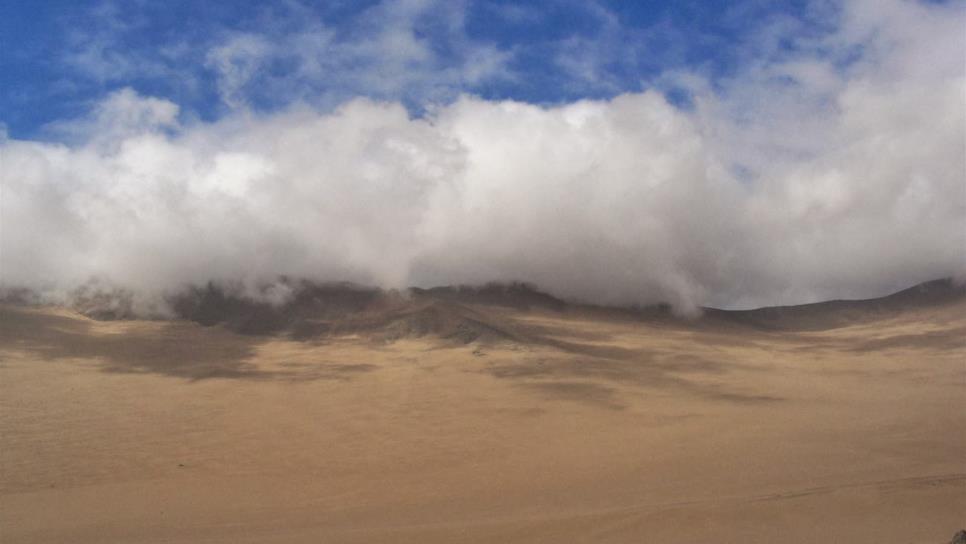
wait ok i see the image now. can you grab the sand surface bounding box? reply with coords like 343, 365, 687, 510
1, 298, 964, 543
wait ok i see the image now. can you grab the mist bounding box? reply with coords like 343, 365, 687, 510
1, 0, 964, 313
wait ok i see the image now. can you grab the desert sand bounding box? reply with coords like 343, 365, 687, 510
1, 282, 964, 543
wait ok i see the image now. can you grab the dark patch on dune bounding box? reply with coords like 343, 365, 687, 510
0, 304, 383, 382
0, 304, 261, 380
410, 282, 567, 312
168, 280, 399, 335
164, 280, 543, 346
483, 355, 783, 406
371, 301, 511, 344
521, 381, 626, 410
844, 329, 966, 352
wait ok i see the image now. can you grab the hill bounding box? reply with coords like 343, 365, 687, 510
1, 277, 964, 543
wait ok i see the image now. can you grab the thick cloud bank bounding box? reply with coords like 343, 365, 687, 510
1, 0, 964, 312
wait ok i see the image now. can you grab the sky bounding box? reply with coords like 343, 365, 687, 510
1, 0, 964, 312
1, 0, 822, 137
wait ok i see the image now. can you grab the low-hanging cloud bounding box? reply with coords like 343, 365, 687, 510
1, 0, 964, 312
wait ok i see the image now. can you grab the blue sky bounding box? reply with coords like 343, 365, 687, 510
1, 0, 827, 139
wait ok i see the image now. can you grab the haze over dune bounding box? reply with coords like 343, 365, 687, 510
2, 0, 964, 312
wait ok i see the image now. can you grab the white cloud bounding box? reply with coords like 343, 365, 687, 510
3, 0, 963, 312
205, 33, 274, 109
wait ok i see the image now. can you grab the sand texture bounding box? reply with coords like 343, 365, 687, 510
1, 282, 965, 543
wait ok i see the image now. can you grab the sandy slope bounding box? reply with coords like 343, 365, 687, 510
1, 291, 964, 543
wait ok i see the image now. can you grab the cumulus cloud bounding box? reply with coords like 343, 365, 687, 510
1, 0, 963, 312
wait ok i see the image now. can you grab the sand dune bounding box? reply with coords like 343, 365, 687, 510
1, 280, 964, 543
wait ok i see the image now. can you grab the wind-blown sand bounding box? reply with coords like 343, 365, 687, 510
1, 282, 964, 543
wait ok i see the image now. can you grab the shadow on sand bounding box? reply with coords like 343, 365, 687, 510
0, 305, 376, 382
479, 314, 784, 409
482, 353, 782, 410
